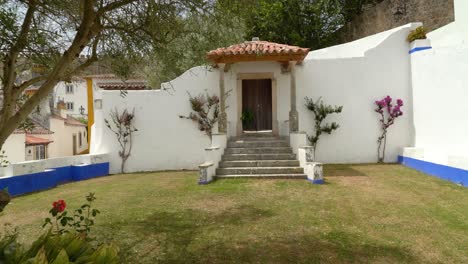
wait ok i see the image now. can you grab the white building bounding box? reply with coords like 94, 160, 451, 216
53, 78, 88, 119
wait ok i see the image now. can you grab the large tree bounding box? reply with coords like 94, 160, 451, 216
0, 0, 207, 150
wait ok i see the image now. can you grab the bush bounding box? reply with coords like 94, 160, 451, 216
407, 26, 427, 42
0, 230, 119, 263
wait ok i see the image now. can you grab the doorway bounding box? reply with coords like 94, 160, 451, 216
242, 79, 273, 131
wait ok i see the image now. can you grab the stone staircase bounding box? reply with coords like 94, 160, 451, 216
215, 133, 306, 179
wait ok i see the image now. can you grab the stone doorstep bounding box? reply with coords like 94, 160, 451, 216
225, 147, 292, 154
216, 174, 307, 179
221, 153, 297, 161
219, 160, 300, 168
216, 167, 304, 175
230, 137, 283, 142
227, 141, 288, 148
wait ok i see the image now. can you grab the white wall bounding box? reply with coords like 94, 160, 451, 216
297, 23, 417, 163
92, 24, 419, 173
48, 118, 88, 158
409, 1, 468, 169
53, 79, 88, 118
2, 133, 26, 163
91, 66, 219, 174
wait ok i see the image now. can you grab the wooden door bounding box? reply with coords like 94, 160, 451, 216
242, 79, 272, 131
72, 134, 77, 155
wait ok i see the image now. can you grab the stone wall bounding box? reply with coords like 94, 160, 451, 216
339, 0, 454, 43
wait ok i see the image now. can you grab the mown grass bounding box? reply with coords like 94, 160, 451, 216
1, 164, 467, 263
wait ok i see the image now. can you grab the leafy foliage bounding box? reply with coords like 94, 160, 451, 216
305, 97, 343, 160
0, 189, 11, 212
240, 109, 255, 130
0, 230, 119, 263
374, 96, 404, 163
105, 109, 138, 174
0, 150, 9, 167
245, 0, 343, 50
407, 26, 427, 42
180, 92, 220, 144
43, 193, 100, 236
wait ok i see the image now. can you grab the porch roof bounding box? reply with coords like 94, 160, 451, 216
207, 39, 310, 64
26, 135, 53, 145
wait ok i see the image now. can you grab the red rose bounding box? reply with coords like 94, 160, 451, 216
52, 199, 66, 213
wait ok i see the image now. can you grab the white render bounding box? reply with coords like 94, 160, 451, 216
53, 79, 88, 118
48, 116, 88, 158
2, 133, 26, 164
407, 0, 468, 170
93, 23, 420, 174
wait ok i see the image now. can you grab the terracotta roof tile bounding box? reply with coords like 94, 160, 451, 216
207, 40, 310, 64
97, 81, 147, 90
25, 135, 53, 145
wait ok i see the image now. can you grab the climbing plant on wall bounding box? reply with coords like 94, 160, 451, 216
180, 92, 220, 145
374, 96, 404, 163
105, 109, 138, 174
305, 97, 343, 161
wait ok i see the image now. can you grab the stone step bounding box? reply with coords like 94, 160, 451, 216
227, 141, 288, 148
225, 147, 292, 154
222, 153, 297, 161
219, 160, 300, 168
216, 174, 307, 179
241, 132, 274, 137
216, 167, 304, 175
231, 137, 283, 142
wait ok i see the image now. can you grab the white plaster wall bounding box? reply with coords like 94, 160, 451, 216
53, 80, 88, 118
296, 23, 418, 163
409, 1, 468, 169
91, 66, 219, 174
2, 134, 26, 163
49, 118, 88, 158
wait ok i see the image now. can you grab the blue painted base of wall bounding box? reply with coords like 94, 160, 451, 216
398, 156, 468, 187
0, 162, 110, 196
308, 179, 325, 184
409, 46, 432, 54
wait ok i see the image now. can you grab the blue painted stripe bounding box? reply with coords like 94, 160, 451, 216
409, 46, 432, 54
0, 162, 110, 196
399, 156, 468, 187
308, 179, 325, 185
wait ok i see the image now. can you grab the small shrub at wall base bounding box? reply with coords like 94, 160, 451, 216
179, 92, 221, 145
105, 108, 138, 174
374, 96, 404, 163
241, 109, 255, 130
407, 26, 427, 42
305, 97, 343, 161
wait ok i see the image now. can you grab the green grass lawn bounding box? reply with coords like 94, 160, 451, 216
1, 164, 467, 263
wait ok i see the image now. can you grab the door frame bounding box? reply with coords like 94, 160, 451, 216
236, 73, 278, 136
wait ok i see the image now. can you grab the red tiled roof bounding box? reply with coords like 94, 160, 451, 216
65, 117, 87, 127
25, 135, 53, 145
207, 40, 310, 64
14, 119, 54, 135
97, 82, 147, 90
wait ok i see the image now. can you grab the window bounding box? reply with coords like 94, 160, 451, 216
66, 102, 74, 110
65, 83, 74, 94
35, 145, 45, 160
79, 132, 82, 147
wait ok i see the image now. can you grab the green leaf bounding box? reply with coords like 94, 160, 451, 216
50, 249, 70, 264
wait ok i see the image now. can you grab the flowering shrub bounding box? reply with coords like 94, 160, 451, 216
43, 193, 100, 236
374, 96, 404, 163
180, 92, 220, 144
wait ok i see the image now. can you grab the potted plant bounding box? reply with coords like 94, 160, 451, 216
407, 26, 431, 53
240, 109, 255, 131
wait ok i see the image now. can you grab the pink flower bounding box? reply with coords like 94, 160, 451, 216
396, 99, 403, 106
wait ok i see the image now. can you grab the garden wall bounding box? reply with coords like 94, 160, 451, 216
0, 153, 109, 196
297, 23, 417, 163
92, 23, 419, 173
400, 0, 468, 186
